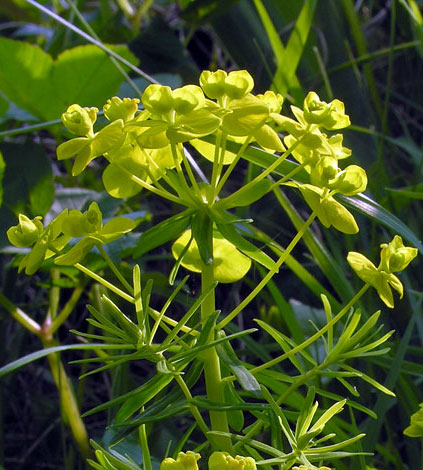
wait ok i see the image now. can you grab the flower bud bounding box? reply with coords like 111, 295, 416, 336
303, 93, 350, 130
142, 85, 173, 115
83, 202, 103, 233
103, 96, 140, 122
380, 235, 418, 273
172, 85, 205, 114
7, 215, 43, 247
200, 70, 228, 99
61, 210, 86, 238
257, 90, 284, 114
160, 458, 184, 470
303, 92, 331, 124
310, 156, 338, 188
176, 451, 201, 470
62, 104, 98, 136
160, 452, 201, 470
208, 452, 256, 470
323, 99, 350, 130
224, 70, 254, 99
329, 165, 367, 196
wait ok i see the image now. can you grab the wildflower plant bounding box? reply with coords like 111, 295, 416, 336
2, 69, 419, 470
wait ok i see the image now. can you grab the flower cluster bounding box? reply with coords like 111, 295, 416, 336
51, 70, 372, 282
56, 71, 367, 237
278, 92, 367, 234
7, 202, 136, 274
347, 235, 418, 307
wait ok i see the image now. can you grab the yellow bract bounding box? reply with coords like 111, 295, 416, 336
172, 230, 251, 283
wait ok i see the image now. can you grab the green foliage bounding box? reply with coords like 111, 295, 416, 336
0, 37, 137, 121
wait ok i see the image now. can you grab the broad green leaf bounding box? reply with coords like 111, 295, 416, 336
221, 95, 269, 136
103, 145, 147, 198
102, 217, 137, 236
132, 209, 194, 257
0, 37, 53, 120
0, 142, 54, 217
52, 45, 138, 119
298, 184, 359, 234
0, 38, 138, 121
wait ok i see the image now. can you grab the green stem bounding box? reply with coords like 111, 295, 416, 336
210, 130, 222, 193
41, 336, 92, 459
141, 149, 177, 193
74, 263, 134, 304
48, 269, 61, 320
179, 143, 202, 198
113, 161, 187, 205
138, 416, 152, 470
49, 281, 86, 335
225, 134, 306, 203
201, 263, 232, 452
271, 161, 307, 187
215, 135, 253, 197
170, 142, 198, 204
175, 374, 210, 438
217, 211, 317, 330
0, 292, 41, 335
0, 291, 91, 458
97, 245, 134, 294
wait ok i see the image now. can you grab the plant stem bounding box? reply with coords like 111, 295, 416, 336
138, 416, 152, 470
179, 143, 202, 197
175, 374, 210, 438
201, 263, 232, 452
171, 142, 199, 204
217, 211, 317, 330
49, 281, 86, 335
40, 336, 92, 459
97, 245, 134, 294
215, 135, 252, 197
0, 292, 41, 335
